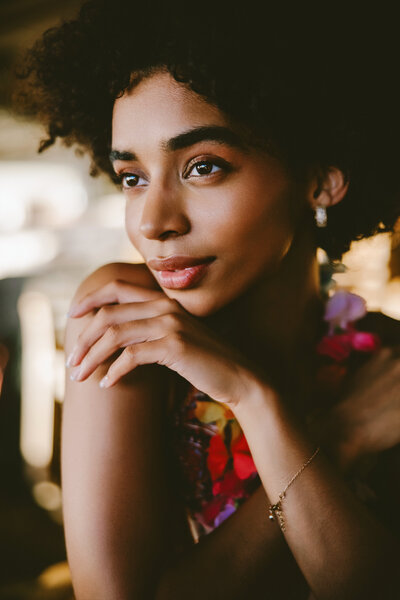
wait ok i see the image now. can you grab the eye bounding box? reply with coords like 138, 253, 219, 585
185, 160, 225, 178
117, 173, 147, 189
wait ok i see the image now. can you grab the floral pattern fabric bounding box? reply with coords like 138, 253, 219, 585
172, 290, 381, 539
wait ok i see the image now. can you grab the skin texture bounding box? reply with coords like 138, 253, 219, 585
112, 72, 304, 318
63, 72, 400, 599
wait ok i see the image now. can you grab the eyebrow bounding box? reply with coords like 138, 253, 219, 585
109, 125, 247, 164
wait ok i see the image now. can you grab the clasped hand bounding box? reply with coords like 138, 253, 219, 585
66, 278, 257, 407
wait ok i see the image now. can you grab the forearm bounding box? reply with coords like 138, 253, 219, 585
156, 484, 309, 600
232, 380, 399, 600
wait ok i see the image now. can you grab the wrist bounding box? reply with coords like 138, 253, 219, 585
231, 369, 279, 417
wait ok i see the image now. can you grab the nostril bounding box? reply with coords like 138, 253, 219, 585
159, 230, 181, 240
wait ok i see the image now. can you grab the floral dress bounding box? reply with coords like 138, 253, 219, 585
171, 289, 383, 541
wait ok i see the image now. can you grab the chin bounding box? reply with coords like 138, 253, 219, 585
163, 287, 227, 318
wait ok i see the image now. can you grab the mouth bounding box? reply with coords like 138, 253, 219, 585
147, 255, 215, 290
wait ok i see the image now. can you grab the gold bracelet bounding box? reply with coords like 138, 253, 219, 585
268, 447, 320, 532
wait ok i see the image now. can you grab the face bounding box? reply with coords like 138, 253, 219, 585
111, 71, 307, 316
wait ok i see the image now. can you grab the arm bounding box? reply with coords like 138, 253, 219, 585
62, 264, 193, 599
231, 380, 400, 600
65, 266, 399, 599
63, 264, 309, 600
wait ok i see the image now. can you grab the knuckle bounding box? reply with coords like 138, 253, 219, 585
124, 345, 137, 359
96, 305, 111, 324
106, 323, 121, 341
105, 278, 122, 294
162, 312, 182, 329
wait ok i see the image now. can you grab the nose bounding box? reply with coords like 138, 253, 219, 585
139, 182, 190, 240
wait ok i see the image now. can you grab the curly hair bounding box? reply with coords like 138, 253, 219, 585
15, 0, 400, 259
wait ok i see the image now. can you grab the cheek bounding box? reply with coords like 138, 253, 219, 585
205, 178, 297, 257
124, 200, 142, 248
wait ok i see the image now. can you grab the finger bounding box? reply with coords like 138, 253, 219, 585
68, 279, 164, 317
69, 315, 172, 381
99, 338, 173, 388
67, 297, 183, 367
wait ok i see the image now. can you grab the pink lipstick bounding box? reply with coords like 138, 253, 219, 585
148, 255, 215, 290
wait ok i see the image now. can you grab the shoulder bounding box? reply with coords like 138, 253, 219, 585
71, 261, 159, 303
358, 311, 400, 347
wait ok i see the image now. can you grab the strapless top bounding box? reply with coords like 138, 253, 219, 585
171, 290, 384, 541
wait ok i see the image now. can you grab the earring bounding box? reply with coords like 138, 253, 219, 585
315, 205, 327, 228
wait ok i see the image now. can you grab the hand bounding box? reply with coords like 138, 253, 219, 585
317, 346, 400, 470
66, 278, 258, 407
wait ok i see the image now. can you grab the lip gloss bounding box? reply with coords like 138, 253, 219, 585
156, 263, 211, 289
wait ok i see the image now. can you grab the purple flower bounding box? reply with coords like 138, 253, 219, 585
213, 501, 236, 527
324, 291, 367, 334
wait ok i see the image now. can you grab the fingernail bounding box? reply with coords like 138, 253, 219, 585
99, 376, 109, 388
70, 366, 82, 381
66, 353, 74, 368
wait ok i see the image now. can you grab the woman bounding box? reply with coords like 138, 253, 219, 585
19, 1, 400, 598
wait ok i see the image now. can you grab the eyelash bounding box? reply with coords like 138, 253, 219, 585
183, 157, 231, 179
115, 157, 232, 190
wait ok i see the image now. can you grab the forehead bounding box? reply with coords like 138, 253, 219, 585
111, 71, 227, 148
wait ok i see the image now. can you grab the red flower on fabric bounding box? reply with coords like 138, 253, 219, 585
201, 495, 226, 525
212, 469, 247, 498
206, 433, 229, 481
317, 331, 381, 362
231, 432, 257, 480
316, 334, 353, 361
206, 430, 257, 482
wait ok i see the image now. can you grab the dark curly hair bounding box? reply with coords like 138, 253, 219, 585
15, 0, 400, 259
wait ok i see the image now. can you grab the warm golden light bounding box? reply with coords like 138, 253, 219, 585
18, 290, 55, 469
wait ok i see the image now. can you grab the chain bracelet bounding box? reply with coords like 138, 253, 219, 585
268, 447, 320, 532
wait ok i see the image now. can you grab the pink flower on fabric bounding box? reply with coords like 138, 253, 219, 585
351, 331, 381, 352
317, 330, 381, 361
324, 291, 367, 334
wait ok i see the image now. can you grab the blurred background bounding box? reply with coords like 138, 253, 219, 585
0, 1, 142, 597
0, 1, 399, 598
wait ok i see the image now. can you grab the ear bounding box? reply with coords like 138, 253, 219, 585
308, 167, 349, 210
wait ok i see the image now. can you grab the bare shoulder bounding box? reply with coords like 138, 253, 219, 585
72, 261, 159, 303
64, 261, 174, 399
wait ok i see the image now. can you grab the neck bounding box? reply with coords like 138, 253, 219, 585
206, 227, 325, 407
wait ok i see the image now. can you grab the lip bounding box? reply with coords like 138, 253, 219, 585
147, 255, 215, 271
147, 255, 215, 290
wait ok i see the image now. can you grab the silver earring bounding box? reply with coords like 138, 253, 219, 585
315, 205, 327, 228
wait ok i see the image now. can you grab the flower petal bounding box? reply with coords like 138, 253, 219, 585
233, 452, 258, 480
351, 331, 381, 353
195, 400, 226, 424
214, 502, 236, 527
316, 334, 353, 361
206, 434, 229, 481
324, 291, 367, 332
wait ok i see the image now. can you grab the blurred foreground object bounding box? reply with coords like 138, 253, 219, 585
0, 342, 9, 396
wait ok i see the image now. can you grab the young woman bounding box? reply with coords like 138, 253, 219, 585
19, 1, 400, 598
